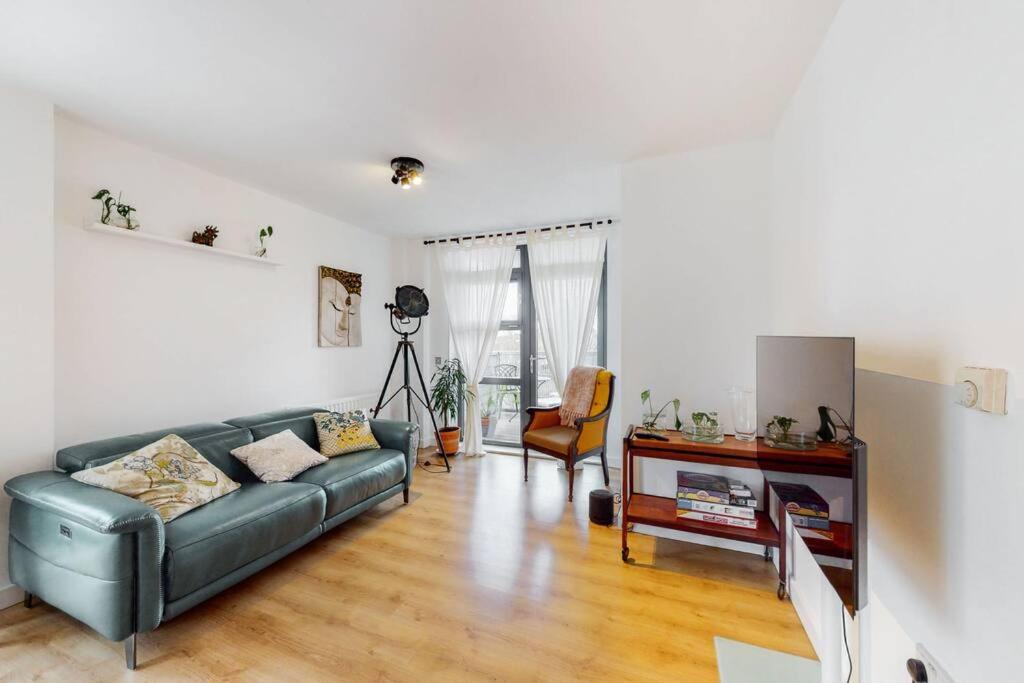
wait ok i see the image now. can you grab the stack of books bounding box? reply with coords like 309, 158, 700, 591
676, 471, 759, 529
770, 482, 832, 540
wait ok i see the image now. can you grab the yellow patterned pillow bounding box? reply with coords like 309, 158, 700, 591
313, 410, 381, 457
71, 434, 240, 523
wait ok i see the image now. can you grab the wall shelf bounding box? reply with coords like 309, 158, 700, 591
85, 223, 282, 266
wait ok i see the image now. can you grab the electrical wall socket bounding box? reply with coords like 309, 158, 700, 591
915, 644, 954, 683
954, 366, 1007, 414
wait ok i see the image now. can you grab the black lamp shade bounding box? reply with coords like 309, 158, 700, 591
395, 285, 429, 318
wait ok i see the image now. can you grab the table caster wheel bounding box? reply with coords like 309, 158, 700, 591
777, 582, 787, 600
621, 548, 630, 562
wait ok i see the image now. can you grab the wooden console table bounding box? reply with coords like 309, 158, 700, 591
621, 425, 853, 600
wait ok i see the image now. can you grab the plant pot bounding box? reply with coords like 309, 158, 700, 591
438, 426, 461, 456
481, 416, 494, 436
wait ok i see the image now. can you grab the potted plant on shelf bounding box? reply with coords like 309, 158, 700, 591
682, 410, 725, 444
92, 189, 139, 230
640, 389, 681, 431
764, 415, 816, 450
431, 358, 473, 456
255, 225, 273, 257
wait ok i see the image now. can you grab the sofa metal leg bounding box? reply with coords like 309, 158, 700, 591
23, 591, 33, 609
403, 487, 409, 504
125, 633, 137, 670
522, 449, 529, 482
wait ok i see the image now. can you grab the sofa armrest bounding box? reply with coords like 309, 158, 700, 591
369, 419, 420, 490
4, 471, 165, 639
7, 471, 162, 534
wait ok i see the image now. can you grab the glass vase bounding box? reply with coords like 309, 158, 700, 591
728, 388, 757, 442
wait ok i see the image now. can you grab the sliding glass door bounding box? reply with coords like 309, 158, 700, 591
474, 245, 607, 447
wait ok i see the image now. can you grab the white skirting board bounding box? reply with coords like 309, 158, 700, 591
0, 582, 24, 610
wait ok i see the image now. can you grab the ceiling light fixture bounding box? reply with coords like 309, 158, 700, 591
391, 157, 424, 190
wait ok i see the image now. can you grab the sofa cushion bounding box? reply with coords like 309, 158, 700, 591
523, 425, 577, 455
56, 422, 236, 473
293, 448, 405, 519
162, 482, 325, 602
313, 410, 381, 456
87, 428, 259, 485
71, 435, 241, 523
231, 430, 327, 482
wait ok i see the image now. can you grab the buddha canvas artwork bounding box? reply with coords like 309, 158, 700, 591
318, 265, 362, 347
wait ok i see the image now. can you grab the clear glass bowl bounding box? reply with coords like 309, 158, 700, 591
764, 427, 818, 451
681, 421, 725, 444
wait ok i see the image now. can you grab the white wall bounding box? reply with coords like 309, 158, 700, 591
55, 117, 395, 446
621, 139, 775, 545
0, 83, 54, 607
771, 1, 1024, 680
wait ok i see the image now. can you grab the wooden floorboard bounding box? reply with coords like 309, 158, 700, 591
0, 451, 814, 681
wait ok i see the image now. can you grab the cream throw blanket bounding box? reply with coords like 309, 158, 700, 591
559, 366, 601, 427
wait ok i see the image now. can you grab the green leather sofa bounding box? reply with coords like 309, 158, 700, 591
3, 407, 418, 670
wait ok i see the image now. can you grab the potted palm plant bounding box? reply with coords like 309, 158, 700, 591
431, 358, 473, 456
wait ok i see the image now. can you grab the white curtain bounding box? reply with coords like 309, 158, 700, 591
434, 235, 516, 456
526, 225, 608, 395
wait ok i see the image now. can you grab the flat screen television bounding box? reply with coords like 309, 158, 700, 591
756, 336, 867, 614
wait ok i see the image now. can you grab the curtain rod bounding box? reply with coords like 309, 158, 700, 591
422, 218, 614, 246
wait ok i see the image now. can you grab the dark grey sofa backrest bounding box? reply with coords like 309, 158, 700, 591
56, 422, 237, 474
224, 407, 322, 450
54, 407, 326, 480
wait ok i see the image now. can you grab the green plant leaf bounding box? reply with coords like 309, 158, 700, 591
91, 189, 110, 200
266, 226, 273, 236
640, 389, 650, 403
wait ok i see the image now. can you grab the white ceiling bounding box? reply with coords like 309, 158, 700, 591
0, 1, 840, 236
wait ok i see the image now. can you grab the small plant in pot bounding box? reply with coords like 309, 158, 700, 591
764, 415, 816, 450
92, 189, 139, 230
480, 394, 497, 437
640, 389, 681, 431
255, 225, 273, 257
682, 411, 725, 444
431, 358, 473, 456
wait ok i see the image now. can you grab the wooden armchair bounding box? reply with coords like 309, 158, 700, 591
522, 370, 615, 501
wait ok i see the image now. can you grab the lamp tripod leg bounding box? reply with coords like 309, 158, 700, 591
373, 341, 404, 418
409, 343, 450, 472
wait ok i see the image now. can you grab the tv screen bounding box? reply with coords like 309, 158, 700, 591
756, 335, 866, 613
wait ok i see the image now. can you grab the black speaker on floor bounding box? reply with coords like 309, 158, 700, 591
589, 489, 616, 526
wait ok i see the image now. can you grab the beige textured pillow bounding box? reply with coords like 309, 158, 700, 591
71, 434, 240, 523
231, 429, 327, 482
313, 410, 381, 457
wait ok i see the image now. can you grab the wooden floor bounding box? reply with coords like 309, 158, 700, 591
0, 452, 814, 681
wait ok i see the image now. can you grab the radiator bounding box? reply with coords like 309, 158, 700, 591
315, 393, 379, 414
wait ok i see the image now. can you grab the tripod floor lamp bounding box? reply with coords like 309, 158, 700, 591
372, 285, 451, 472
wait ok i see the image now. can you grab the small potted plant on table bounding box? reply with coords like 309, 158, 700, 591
640, 389, 682, 431
431, 358, 473, 456
764, 415, 817, 450
682, 411, 725, 444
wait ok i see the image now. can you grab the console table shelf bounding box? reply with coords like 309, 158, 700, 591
627, 493, 780, 547
621, 426, 855, 602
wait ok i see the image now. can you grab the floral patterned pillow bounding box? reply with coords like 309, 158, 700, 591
71, 434, 240, 522
313, 410, 381, 457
